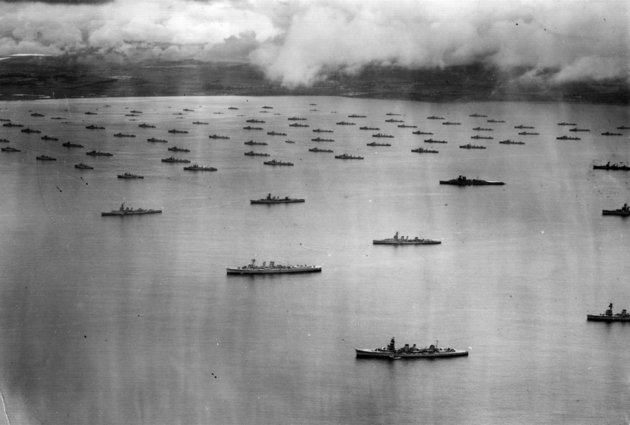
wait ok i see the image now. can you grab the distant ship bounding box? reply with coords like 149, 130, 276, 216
1, 146, 20, 152
267, 131, 287, 136
192, 121, 208, 125
442, 121, 461, 125
469, 113, 487, 118
587, 303, 630, 322
113, 133, 135, 138
74, 163, 93, 170
412, 130, 433, 135
250, 194, 305, 204
470, 135, 493, 140
385, 118, 403, 123
86, 125, 105, 130
593, 162, 629, 171
459, 144, 487, 149
36, 155, 56, 161
569, 128, 590, 132
246, 119, 265, 123
288, 117, 307, 121
21, 127, 41, 134
336, 121, 356, 125
359, 126, 379, 131
616, 125, 630, 130
62, 142, 84, 148
557, 122, 577, 126
41, 135, 58, 141
602, 203, 630, 216
348, 114, 366, 118
487, 119, 505, 123
244, 140, 267, 146
244, 151, 270, 157
289, 123, 309, 127
183, 164, 217, 172
518, 131, 539, 135
243, 126, 263, 130
424, 138, 447, 144
335, 154, 364, 160
411, 147, 438, 154
556, 135, 580, 140
168, 146, 190, 152
312, 137, 334, 142
101, 203, 162, 217
309, 147, 333, 153
168, 129, 188, 134
472, 127, 492, 131
601, 132, 622, 136
355, 338, 468, 359
208, 134, 229, 139
373, 232, 440, 245
366, 142, 391, 147
263, 159, 294, 166
372, 133, 394, 138
514, 125, 534, 129
226, 259, 321, 275
117, 172, 144, 179
161, 157, 191, 163
86, 150, 113, 157
426, 116, 444, 120
138, 123, 156, 128
440, 175, 505, 186
147, 137, 167, 143
498, 139, 525, 145
313, 129, 334, 133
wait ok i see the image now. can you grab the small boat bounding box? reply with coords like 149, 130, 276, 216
587, 303, 630, 322
373, 232, 440, 245
102, 203, 162, 217
36, 155, 56, 161
161, 157, 191, 163
168, 146, 190, 152
335, 154, 364, 160
86, 150, 113, 157
355, 338, 468, 359
312, 137, 334, 142
601, 132, 622, 136
244, 151, 270, 157
263, 159, 294, 166
359, 126, 379, 131
208, 134, 229, 139
366, 142, 391, 147
117, 172, 144, 179
168, 129, 188, 134
372, 133, 394, 138
1, 146, 20, 152
74, 163, 93, 170
243, 126, 264, 130
499, 139, 525, 145
336, 121, 356, 125
226, 259, 321, 275
138, 123, 156, 128
459, 144, 486, 149
412, 130, 433, 135
244, 140, 267, 146
251, 194, 305, 204
183, 164, 217, 172
411, 147, 438, 154
267, 131, 287, 136
147, 137, 168, 143
21, 128, 41, 134
113, 132, 135, 138
593, 162, 630, 171
556, 135, 580, 140
41, 135, 58, 141
424, 139, 447, 144
440, 175, 504, 186
602, 203, 630, 216
86, 125, 105, 130
313, 129, 334, 133
309, 147, 333, 153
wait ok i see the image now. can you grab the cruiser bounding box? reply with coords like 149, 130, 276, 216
587, 303, 630, 322
267, 131, 287, 136
372, 133, 394, 138
117, 172, 144, 179
309, 147, 333, 153
183, 164, 217, 171
440, 175, 505, 186
208, 134, 229, 139
335, 154, 364, 160
244, 151, 270, 157
86, 150, 113, 157
62, 142, 84, 148
411, 147, 438, 154
412, 130, 433, 135
602, 203, 630, 216
227, 259, 321, 275
251, 194, 305, 204
355, 338, 468, 359
243, 126, 263, 130
373, 232, 440, 245
312, 137, 334, 142
459, 144, 487, 149
263, 159, 294, 166
161, 157, 191, 163
499, 139, 525, 145
102, 203, 162, 217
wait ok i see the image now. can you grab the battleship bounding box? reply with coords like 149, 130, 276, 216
373, 232, 441, 245
440, 175, 505, 186
250, 194, 305, 204
355, 338, 468, 359
226, 259, 321, 275
602, 203, 630, 216
101, 203, 162, 217
587, 303, 630, 322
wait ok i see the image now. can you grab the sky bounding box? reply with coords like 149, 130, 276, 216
0, 0, 628, 87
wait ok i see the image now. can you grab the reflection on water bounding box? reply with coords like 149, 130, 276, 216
0, 96, 629, 424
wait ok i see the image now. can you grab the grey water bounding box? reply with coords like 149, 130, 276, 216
0, 96, 628, 425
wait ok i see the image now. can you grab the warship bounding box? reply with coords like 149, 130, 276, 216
355, 338, 468, 359
373, 232, 440, 245
587, 304, 630, 322
227, 259, 321, 275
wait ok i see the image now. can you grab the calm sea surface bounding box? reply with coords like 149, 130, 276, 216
0, 96, 628, 425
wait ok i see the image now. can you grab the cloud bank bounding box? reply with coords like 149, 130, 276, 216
0, 0, 628, 87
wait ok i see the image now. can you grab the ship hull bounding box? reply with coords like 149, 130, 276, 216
226, 266, 321, 275
602, 210, 630, 216
440, 180, 504, 186
355, 348, 468, 359
251, 199, 305, 204
373, 239, 441, 245
101, 210, 162, 217
587, 315, 630, 322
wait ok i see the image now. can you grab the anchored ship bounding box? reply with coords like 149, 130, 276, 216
101, 203, 162, 217
587, 303, 630, 322
226, 259, 321, 275
440, 175, 505, 186
373, 232, 440, 245
602, 203, 630, 216
251, 194, 305, 204
355, 338, 468, 359
593, 162, 629, 171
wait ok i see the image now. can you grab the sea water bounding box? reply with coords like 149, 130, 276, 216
0, 96, 628, 425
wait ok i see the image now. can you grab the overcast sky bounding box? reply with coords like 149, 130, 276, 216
0, 0, 628, 86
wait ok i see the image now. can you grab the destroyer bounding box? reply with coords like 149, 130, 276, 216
587, 303, 630, 322
373, 232, 440, 245
355, 338, 468, 359
440, 175, 505, 186
251, 194, 305, 204
101, 203, 162, 217
226, 259, 321, 275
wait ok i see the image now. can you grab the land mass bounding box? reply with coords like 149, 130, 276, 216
0, 55, 627, 104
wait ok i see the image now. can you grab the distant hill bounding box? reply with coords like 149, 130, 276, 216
0, 55, 627, 104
